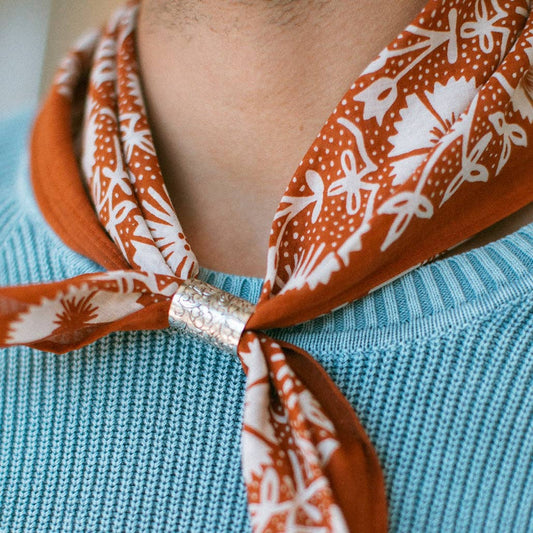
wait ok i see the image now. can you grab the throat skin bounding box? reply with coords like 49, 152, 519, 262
136, 0, 533, 278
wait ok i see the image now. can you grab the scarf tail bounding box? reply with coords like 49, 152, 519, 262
239, 331, 387, 533
0, 273, 173, 353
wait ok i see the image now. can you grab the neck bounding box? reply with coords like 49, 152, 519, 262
136, 0, 428, 276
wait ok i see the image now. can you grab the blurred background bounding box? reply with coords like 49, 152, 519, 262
0, 0, 122, 118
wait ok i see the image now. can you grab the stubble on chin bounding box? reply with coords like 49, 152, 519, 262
140, 0, 331, 31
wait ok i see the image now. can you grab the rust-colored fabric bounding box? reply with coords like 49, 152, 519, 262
3, 0, 533, 530
30, 37, 130, 272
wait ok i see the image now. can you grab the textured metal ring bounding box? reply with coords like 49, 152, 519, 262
168, 279, 256, 354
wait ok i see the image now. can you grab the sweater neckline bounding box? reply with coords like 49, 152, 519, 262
14, 116, 533, 342
198, 220, 533, 342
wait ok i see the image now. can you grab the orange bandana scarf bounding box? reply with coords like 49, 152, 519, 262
3, 0, 533, 530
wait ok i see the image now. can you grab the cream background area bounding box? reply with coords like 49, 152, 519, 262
0, 0, 51, 117
1, 0, 122, 117
40, 0, 123, 95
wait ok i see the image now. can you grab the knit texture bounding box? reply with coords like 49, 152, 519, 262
0, 110, 532, 532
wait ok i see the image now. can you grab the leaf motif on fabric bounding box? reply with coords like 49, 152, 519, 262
354, 8, 460, 124
91, 37, 118, 88
240, 334, 348, 533
379, 192, 434, 251
125, 71, 144, 107
328, 123, 379, 215
120, 112, 156, 160
276, 169, 325, 224
460, 0, 511, 56
388, 77, 478, 185
143, 187, 197, 278
440, 132, 492, 206
7, 283, 144, 344
355, 76, 399, 126
489, 111, 528, 174
280, 246, 342, 294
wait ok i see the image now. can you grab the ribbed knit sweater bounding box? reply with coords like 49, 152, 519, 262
0, 109, 532, 532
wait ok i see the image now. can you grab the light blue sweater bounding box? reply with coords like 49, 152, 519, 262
0, 109, 532, 532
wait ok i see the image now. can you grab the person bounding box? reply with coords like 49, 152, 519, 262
136, 0, 533, 273
0, 0, 532, 531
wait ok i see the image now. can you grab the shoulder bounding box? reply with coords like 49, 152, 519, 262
0, 108, 34, 192
0, 108, 35, 254
0, 108, 103, 287
0, 108, 34, 150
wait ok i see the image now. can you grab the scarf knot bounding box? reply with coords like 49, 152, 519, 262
168, 278, 255, 354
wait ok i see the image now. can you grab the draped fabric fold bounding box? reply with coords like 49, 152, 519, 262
238, 332, 387, 532
2, 0, 533, 530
